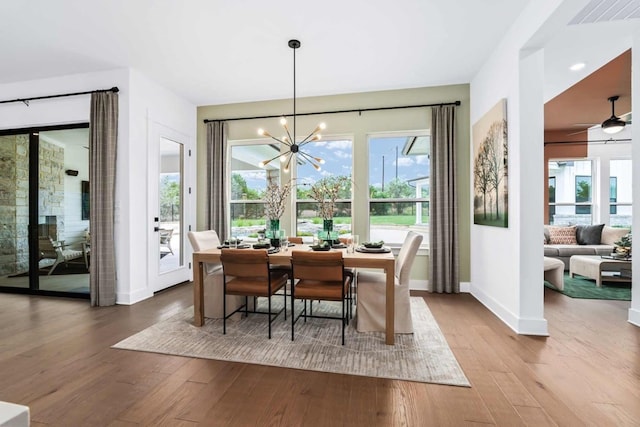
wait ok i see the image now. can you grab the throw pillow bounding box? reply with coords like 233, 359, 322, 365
547, 225, 577, 245
543, 227, 551, 244
601, 226, 631, 245
576, 224, 604, 245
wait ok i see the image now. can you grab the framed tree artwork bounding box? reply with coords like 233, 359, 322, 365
473, 98, 508, 227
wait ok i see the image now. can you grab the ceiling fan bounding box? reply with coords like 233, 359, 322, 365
601, 95, 627, 134
567, 96, 631, 136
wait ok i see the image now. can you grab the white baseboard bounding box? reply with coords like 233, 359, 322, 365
629, 308, 640, 327
117, 288, 153, 305
471, 284, 549, 336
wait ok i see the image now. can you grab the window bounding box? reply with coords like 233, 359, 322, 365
368, 134, 429, 245
548, 176, 556, 218
547, 160, 592, 225
609, 159, 632, 227
610, 177, 617, 215
574, 175, 592, 215
295, 139, 353, 239
229, 143, 279, 238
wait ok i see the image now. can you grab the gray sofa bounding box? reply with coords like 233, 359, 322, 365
544, 225, 630, 270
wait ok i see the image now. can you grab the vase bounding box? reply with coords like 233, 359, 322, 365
268, 219, 280, 237
322, 219, 336, 242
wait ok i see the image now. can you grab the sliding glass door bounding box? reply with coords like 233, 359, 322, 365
0, 124, 90, 298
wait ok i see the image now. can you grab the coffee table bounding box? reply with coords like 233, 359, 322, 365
569, 255, 632, 287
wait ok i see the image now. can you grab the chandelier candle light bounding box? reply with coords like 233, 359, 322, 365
258, 39, 326, 172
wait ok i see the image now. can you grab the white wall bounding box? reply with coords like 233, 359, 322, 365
0, 68, 196, 305
123, 70, 196, 303
469, 0, 569, 335
630, 29, 640, 327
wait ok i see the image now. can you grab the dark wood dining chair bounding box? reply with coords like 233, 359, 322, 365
220, 249, 288, 339
290, 251, 352, 345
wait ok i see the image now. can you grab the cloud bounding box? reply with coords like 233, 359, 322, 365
334, 150, 352, 159
415, 155, 429, 164
325, 140, 352, 150
395, 157, 414, 167
240, 171, 267, 180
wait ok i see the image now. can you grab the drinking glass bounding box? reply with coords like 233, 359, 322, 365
281, 235, 289, 252
348, 235, 359, 253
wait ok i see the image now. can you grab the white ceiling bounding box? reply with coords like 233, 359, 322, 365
2, 0, 638, 112
0, 0, 531, 106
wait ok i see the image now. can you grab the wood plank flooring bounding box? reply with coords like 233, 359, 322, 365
0, 284, 638, 426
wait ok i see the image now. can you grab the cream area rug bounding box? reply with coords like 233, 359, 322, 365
113, 297, 470, 387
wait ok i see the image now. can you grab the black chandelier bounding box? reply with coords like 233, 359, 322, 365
258, 39, 326, 172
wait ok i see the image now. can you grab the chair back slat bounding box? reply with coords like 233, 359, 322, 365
220, 249, 269, 278
291, 251, 343, 281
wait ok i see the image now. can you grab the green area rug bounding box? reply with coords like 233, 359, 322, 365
545, 273, 631, 301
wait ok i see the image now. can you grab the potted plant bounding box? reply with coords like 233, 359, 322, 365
263, 179, 293, 239
309, 176, 350, 239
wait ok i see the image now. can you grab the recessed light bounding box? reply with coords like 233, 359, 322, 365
569, 62, 586, 71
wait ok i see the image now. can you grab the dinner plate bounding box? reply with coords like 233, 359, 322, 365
252, 243, 271, 249
217, 244, 251, 249
356, 246, 391, 253
309, 245, 331, 251
362, 242, 384, 249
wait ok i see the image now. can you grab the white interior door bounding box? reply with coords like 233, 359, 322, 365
148, 123, 190, 292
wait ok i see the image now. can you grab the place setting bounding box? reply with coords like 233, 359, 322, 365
356, 240, 391, 253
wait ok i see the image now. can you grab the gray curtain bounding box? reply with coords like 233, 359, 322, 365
89, 91, 118, 306
429, 105, 459, 293
206, 121, 228, 238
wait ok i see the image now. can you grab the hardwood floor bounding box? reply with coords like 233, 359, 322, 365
0, 284, 638, 426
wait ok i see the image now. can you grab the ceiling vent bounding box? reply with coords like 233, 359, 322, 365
569, 0, 640, 25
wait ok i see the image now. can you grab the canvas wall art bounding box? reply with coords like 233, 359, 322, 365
473, 99, 508, 227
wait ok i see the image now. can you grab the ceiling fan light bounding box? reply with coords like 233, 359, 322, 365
601, 116, 626, 134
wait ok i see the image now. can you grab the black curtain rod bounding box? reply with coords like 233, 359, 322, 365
544, 138, 631, 145
0, 86, 119, 106
203, 100, 461, 123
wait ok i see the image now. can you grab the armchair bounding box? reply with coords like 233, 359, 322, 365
38, 237, 85, 275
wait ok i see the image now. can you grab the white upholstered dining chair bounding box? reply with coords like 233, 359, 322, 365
187, 230, 243, 318
356, 231, 423, 333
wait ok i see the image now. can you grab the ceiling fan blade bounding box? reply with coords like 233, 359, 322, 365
567, 129, 589, 136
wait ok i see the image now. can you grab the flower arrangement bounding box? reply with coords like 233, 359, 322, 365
263, 179, 293, 220
309, 176, 350, 220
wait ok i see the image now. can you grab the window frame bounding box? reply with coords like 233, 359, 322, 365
227, 139, 282, 238
366, 130, 430, 247
547, 158, 593, 225
293, 135, 354, 240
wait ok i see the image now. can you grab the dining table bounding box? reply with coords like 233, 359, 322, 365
192, 244, 397, 345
